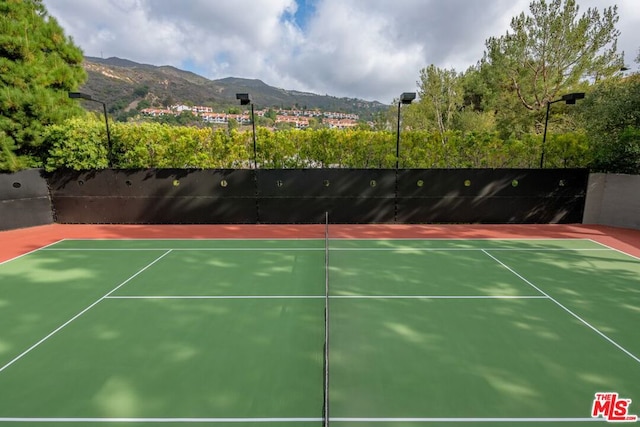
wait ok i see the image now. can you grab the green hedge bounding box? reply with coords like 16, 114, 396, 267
43, 117, 591, 171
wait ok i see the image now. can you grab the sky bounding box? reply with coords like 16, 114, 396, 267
42, 0, 640, 104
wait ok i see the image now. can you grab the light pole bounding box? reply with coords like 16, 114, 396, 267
395, 92, 416, 223
540, 92, 585, 168
396, 92, 416, 169
68, 92, 112, 165
236, 93, 257, 169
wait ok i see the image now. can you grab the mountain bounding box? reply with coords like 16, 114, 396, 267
79, 57, 388, 120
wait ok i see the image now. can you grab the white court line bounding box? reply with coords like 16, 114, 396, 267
58, 238, 323, 241
330, 295, 548, 299
482, 249, 640, 365
586, 239, 640, 261
331, 417, 601, 423
38, 247, 611, 252
335, 238, 594, 241
0, 418, 322, 423
40, 247, 324, 251
0, 250, 173, 375
330, 248, 609, 251
106, 295, 325, 299
0, 417, 600, 423
0, 239, 65, 266
104, 295, 547, 300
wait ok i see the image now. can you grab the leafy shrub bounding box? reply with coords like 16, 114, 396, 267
42, 117, 593, 170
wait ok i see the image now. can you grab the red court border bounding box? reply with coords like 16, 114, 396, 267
1, 223, 640, 263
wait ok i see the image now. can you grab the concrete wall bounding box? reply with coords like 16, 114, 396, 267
583, 173, 640, 230
0, 169, 53, 231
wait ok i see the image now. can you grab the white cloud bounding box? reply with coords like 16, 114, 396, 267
42, 0, 640, 103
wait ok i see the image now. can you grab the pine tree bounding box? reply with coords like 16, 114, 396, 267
0, 0, 86, 171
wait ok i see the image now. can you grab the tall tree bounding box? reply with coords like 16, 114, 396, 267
484, 0, 622, 114
415, 65, 463, 135
0, 0, 86, 171
581, 73, 640, 174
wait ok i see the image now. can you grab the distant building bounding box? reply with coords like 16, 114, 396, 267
200, 113, 228, 124
276, 116, 309, 129
171, 104, 192, 112
140, 108, 174, 117
325, 118, 358, 129
140, 104, 359, 128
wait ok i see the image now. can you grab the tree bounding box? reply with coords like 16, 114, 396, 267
581, 74, 640, 173
418, 65, 463, 134
484, 0, 622, 115
0, 0, 86, 171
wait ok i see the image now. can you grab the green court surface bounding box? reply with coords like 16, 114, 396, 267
0, 238, 639, 426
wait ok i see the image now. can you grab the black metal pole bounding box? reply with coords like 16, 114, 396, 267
540, 101, 551, 168
395, 101, 402, 223
396, 101, 401, 169
251, 103, 257, 169
102, 102, 112, 166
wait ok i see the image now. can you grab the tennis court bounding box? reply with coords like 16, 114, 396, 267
0, 225, 639, 426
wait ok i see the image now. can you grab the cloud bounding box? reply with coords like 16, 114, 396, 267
42, 0, 640, 103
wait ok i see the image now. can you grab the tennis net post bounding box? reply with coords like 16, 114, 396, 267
323, 211, 330, 426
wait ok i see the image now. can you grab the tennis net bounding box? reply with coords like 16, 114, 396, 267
323, 211, 330, 426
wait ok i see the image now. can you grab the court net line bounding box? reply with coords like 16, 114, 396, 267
483, 249, 640, 365
0, 417, 602, 423
323, 212, 330, 427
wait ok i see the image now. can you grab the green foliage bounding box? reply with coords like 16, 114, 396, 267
589, 127, 640, 174
580, 75, 640, 173
109, 123, 248, 169
44, 115, 109, 171
416, 65, 463, 135
150, 110, 200, 126
454, 111, 496, 134
41, 118, 591, 171
485, 0, 621, 112
0, 0, 86, 171
133, 85, 150, 97
227, 118, 239, 133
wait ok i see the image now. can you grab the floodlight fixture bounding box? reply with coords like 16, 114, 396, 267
236, 93, 251, 106
540, 92, 585, 167
400, 92, 417, 105
561, 92, 585, 105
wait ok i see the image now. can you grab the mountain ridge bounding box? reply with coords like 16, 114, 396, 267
80, 57, 387, 120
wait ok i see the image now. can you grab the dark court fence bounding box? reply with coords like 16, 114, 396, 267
43, 168, 589, 225
0, 169, 53, 231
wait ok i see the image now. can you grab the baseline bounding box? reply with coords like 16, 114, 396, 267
332, 417, 600, 423
104, 295, 548, 300
0, 418, 322, 423
331, 417, 600, 423
0, 416, 602, 423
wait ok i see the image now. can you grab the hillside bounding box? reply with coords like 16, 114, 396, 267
79, 57, 387, 120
